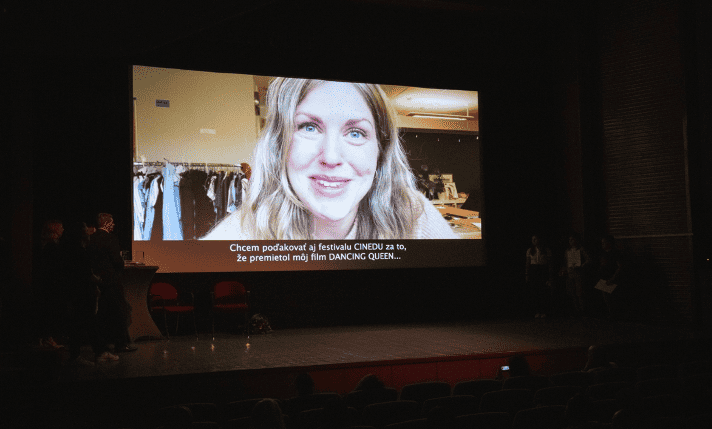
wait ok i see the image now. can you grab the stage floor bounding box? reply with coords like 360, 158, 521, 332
58, 317, 698, 383
5, 316, 706, 429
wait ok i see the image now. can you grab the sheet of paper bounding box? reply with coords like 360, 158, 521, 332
595, 279, 617, 294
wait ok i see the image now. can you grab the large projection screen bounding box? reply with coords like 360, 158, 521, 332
131, 65, 484, 272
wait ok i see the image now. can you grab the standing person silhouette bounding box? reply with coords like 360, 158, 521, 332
564, 233, 592, 317
599, 235, 625, 319
88, 213, 137, 352
36, 219, 66, 349
64, 221, 117, 364
526, 235, 553, 318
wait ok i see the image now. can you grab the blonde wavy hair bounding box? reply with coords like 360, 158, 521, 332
241, 77, 423, 239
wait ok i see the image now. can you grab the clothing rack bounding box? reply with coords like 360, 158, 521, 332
133, 161, 242, 169
133, 161, 248, 241
133, 162, 243, 174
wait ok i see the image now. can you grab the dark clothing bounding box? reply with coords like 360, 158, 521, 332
599, 248, 622, 282
180, 169, 215, 240
215, 171, 228, 223
95, 280, 131, 347
528, 264, 551, 315
67, 303, 106, 358
88, 229, 131, 347
65, 242, 107, 358
526, 246, 552, 316
65, 242, 98, 309
180, 172, 196, 240
150, 176, 164, 241
36, 240, 69, 338
599, 248, 628, 318
87, 229, 123, 281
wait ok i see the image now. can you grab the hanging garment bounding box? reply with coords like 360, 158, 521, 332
133, 175, 147, 240
221, 172, 233, 218
237, 173, 246, 209
226, 173, 238, 213
162, 163, 183, 240
179, 171, 196, 240
142, 174, 162, 240
206, 174, 217, 202
241, 177, 249, 205
180, 169, 214, 240
214, 171, 227, 223
206, 172, 219, 224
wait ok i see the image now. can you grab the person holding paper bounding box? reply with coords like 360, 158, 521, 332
564, 233, 591, 316
598, 235, 625, 318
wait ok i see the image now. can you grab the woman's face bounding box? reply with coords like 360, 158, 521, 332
602, 238, 612, 251
287, 82, 379, 225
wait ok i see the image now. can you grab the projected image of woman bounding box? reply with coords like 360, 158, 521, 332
203, 77, 457, 240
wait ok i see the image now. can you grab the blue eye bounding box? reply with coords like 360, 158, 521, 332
298, 122, 319, 133
348, 129, 365, 139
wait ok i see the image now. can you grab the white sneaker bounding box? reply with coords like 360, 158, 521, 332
96, 352, 120, 362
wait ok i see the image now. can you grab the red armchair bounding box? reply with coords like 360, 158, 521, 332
211, 281, 250, 338
149, 282, 197, 338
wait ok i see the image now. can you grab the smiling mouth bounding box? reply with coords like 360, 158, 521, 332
311, 175, 350, 192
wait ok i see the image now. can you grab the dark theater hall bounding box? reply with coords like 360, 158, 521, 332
2, 1, 712, 428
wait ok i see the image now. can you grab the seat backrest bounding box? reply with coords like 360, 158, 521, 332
221, 398, 264, 420
344, 388, 398, 410
635, 378, 681, 398
550, 371, 594, 387
638, 394, 685, 421
677, 360, 710, 377
479, 389, 534, 414
148, 404, 193, 427
286, 392, 340, 416
502, 375, 551, 392
151, 282, 178, 300
292, 407, 326, 429
512, 405, 565, 429
421, 395, 477, 417
400, 381, 451, 403
214, 281, 246, 301
362, 401, 418, 429
636, 364, 676, 382
586, 399, 620, 424
383, 418, 427, 429
293, 404, 358, 429
186, 421, 220, 429
594, 367, 636, 384
452, 379, 502, 398
586, 381, 632, 401
684, 413, 712, 428
222, 416, 251, 429
181, 403, 219, 423
455, 412, 512, 429
533, 385, 583, 407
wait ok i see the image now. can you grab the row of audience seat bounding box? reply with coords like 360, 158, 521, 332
144, 360, 712, 429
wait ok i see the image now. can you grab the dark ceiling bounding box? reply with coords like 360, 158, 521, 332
2, 0, 579, 57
